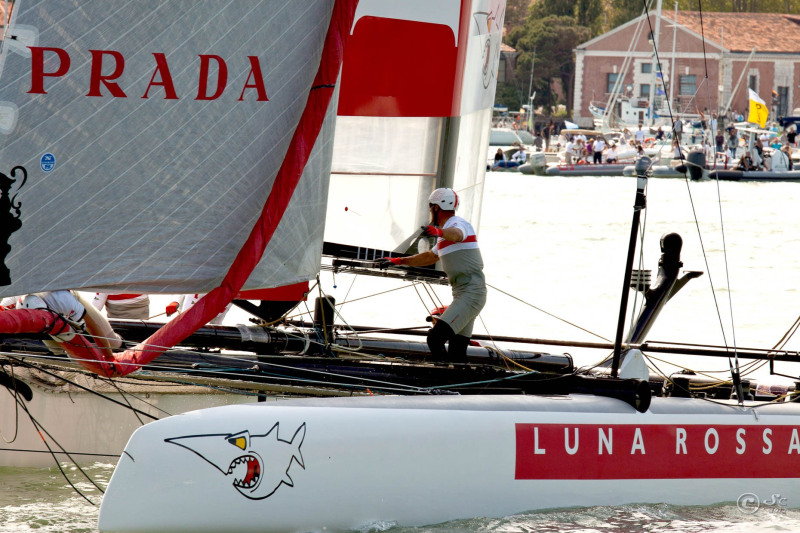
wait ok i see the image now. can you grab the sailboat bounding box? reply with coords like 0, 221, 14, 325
0, 0, 572, 469
3, 1, 800, 531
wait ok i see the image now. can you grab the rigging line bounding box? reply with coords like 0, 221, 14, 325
6, 389, 104, 503
138, 349, 436, 395
412, 281, 443, 318
476, 315, 532, 372
640, 352, 754, 410
773, 314, 800, 350
485, 282, 611, 343
0, 368, 22, 444
696, 0, 742, 396
628, 181, 650, 337
641, 2, 687, 173
642, 0, 734, 360
4, 355, 162, 420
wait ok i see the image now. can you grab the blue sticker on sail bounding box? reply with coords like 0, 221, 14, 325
40, 153, 55, 172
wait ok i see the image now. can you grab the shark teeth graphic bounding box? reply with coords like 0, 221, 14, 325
228, 455, 261, 489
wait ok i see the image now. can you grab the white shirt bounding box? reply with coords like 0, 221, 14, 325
605, 147, 618, 161
593, 139, 605, 152
433, 216, 479, 257
634, 129, 645, 143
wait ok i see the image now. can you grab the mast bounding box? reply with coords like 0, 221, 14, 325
611, 158, 649, 378
722, 48, 757, 118
668, 1, 677, 113
527, 48, 535, 132
647, 0, 663, 127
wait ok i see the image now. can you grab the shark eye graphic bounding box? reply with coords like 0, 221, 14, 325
228, 436, 247, 450
227, 431, 249, 450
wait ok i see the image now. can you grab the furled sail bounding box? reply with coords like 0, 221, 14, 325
0, 0, 341, 297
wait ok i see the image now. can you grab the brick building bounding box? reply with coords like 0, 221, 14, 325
573, 11, 800, 127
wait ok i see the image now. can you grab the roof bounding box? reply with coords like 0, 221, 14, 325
665, 11, 800, 53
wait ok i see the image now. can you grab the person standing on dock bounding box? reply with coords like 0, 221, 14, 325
673, 115, 683, 144
380, 188, 486, 364
591, 136, 605, 164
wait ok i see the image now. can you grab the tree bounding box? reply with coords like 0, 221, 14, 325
504, 0, 531, 32
507, 14, 591, 113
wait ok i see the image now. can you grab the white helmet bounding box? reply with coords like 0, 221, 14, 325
428, 188, 458, 211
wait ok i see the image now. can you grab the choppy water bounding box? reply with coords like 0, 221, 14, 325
5, 172, 800, 531
4, 462, 800, 532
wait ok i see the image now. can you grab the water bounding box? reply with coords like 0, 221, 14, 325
5, 172, 800, 531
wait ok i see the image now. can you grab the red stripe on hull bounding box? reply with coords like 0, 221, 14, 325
516, 423, 800, 479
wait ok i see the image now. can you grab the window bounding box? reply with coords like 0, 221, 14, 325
642, 63, 652, 74
748, 75, 758, 91
679, 75, 696, 95
607, 73, 619, 93
639, 84, 651, 97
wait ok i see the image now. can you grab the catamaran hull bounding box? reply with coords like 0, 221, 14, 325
99, 394, 800, 532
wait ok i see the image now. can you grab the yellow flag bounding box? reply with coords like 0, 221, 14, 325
748, 88, 768, 128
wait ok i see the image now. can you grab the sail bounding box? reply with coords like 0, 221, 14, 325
325, 0, 504, 254
0, 0, 339, 298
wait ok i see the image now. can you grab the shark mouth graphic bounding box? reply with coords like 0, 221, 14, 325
229, 455, 261, 489
166, 422, 306, 500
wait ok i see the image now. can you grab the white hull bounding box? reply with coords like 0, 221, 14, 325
99, 394, 800, 532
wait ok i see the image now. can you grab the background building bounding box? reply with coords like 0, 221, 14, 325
573, 10, 800, 128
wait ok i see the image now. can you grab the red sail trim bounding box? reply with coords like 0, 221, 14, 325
106, 293, 143, 301
238, 281, 309, 302
0, 308, 116, 376
0, 308, 71, 335
110, 0, 358, 377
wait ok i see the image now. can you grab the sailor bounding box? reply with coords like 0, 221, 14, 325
0, 295, 17, 310
380, 188, 486, 363
165, 293, 231, 325
92, 292, 151, 320
19, 290, 122, 354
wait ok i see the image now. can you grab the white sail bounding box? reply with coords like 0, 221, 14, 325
325, 0, 504, 253
0, 0, 338, 297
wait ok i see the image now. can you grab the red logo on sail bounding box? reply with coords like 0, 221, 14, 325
28, 47, 269, 101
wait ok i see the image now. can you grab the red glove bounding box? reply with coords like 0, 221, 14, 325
378, 257, 403, 269
166, 301, 179, 316
421, 225, 443, 238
